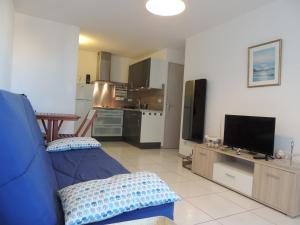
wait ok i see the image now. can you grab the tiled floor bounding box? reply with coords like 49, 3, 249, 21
101, 142, 300, 225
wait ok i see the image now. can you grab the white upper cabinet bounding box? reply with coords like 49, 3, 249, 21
149, 59, 167, 89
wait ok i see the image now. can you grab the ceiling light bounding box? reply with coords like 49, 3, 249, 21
146, 0, 186, 16
79, 34, 93, 45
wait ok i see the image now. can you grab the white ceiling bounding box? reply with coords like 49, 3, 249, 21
13, 0, 274, 58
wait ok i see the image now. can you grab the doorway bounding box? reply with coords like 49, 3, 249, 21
162, 63, 184, 149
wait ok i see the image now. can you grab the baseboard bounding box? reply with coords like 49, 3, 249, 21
93, 136, 124, 141
125, 141, 161, 149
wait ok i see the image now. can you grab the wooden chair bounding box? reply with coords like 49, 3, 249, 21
58, 110, 97, 138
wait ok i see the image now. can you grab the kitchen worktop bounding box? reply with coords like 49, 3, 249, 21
93, 106, 163, 113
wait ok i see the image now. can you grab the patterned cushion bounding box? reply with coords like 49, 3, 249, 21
58, 172, 180, 225
47, 137, 100, 152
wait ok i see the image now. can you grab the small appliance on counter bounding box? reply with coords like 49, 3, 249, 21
85, 74, 91, 84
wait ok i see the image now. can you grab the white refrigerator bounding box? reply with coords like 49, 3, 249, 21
75, 84, 95, 136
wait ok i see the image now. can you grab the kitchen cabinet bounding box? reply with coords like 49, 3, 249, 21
123, 110, 141, 144
253, 164, 300, 216
128, 58, 150, 89
140, 111, 162, 143
123, 110, 162, 149
92, 109, 123, 141
192, 147, 216, 179
149, 59, 166, 89
128, 58, 165, 89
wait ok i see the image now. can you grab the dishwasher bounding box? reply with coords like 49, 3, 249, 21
92, 109, 124, 140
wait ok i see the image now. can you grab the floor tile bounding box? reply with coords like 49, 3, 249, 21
199, 221, 222, 225
251, 207, 300, 225
123, 165, 139, 172
187, 194, 246, 219
156, 171, 190, 184
174, 200, 212, 225
217, 191, 263, 210
173, 168, 208, 182
217, 212, 274, 225
195, 179, 229, 193
135, 163, 170, 173
170, 181, 214, 198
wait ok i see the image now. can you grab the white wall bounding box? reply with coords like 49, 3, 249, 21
136, 48, 185, 65
166, 48, 185, 65
77, 50, 133, 84
77, 50, 98, 83
0, 0, 14, 90
110, 55, 134, 83
11, 13, 80, 132
181, 0, 300, 160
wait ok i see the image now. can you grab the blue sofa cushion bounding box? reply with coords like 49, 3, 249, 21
0, 90, 59, 225
50, 148, 129, 189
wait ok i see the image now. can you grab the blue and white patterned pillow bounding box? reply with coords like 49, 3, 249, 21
46, 137, 100, 152
58, 172, 180, 225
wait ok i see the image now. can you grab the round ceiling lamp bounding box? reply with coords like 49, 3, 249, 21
146, 0, 186, 16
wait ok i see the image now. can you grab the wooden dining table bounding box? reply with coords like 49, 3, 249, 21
36, 113, 80, 142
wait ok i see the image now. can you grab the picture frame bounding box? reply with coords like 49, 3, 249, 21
248, 39, 282, 88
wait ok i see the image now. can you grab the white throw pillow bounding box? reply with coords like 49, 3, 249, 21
47, 137, 100, 152
58, 172, 180, 225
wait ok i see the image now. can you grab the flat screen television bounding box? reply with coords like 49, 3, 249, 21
223, 115, 276, 156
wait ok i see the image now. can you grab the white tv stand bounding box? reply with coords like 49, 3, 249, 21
192, 144, 300, 217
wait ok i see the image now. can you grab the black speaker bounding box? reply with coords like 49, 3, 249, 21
86, 74, 91, 84
182, 79, 207, 143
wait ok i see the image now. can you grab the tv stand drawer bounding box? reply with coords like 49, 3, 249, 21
213, 162, 253, 196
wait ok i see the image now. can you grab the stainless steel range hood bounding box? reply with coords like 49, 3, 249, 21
96, 51, 112, 83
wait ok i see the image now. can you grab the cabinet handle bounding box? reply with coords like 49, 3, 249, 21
225, 173, 236, 179
266, 173, 280, 180
199, 152, 207, 156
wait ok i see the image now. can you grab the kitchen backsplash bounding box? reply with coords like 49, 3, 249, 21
127, 88, 164, 111
92, 82, 164, 111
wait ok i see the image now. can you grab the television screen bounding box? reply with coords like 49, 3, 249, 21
223, 115, 276, 156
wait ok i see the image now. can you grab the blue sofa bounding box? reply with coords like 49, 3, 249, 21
0, 90, 173, 225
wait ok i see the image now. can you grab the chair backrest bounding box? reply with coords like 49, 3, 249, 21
75, 109, 97, 137
0, 90, 60, 225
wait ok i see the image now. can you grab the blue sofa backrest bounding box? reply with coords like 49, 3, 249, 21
0, 90, 59, 225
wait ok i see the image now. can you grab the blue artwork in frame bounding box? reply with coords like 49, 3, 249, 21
248, 39, 282, 87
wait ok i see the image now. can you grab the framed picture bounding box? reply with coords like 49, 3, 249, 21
248, 39, 282, 88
